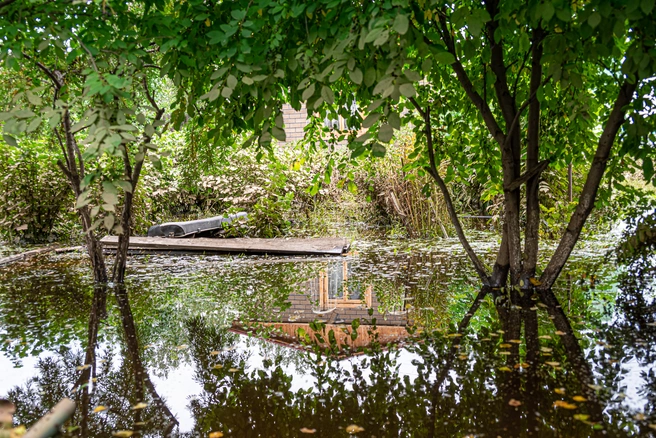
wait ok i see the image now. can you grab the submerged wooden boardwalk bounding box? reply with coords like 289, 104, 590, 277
100, 236, 350, 256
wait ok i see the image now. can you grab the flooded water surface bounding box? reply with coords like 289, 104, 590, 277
0, 236, 655, 437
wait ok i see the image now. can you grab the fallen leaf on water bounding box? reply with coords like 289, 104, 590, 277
572, 396, 587, 402
228, 368, 239, 372
93, 406, 107, 413
458, 354, 468, 360
635, 413, 646, 421
76, 364, 91, 371
555, 331, 566, 336
587, 384, 602, 391
112, 431, 134, 437
509, 339, 521, 344
514, 362, 530, 369
539, 335, 552, 340
210, 351, 221, 356
480, 338, 491, 342
553, 401, 577, 409
300, 427, 317, 434
345, 425, 365, 434
529, 306, 539, 311
649, 424, 656, 430
209, 432, 224, 438
499, 343, 511, 348
498, 366, 512, 372
11, 425, 26, 436
176, 344, 189, 350
646, 322, 656, 327
446, 333, 462, 338
545, 361, 561, 367
554, 388, 566, 395
132, 402, 148, 410
508, 399, 522, 407
540, 347, 553, 353
213, 364, 223, 369
574, 414, 590, 421
499, 351, 511, 355
529, 277, 542, 286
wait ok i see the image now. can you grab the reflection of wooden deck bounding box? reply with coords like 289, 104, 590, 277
100, 236, 350, 255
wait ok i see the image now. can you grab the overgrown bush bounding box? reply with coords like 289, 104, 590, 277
0, 144, 72, 243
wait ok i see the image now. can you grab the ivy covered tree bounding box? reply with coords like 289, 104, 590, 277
153, 0, 655, 293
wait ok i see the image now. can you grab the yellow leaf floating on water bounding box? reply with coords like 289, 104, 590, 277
498, 366, 512, 372
541, 347, 553, 353
649, 424, 656, 430
509, 339, 521, 344
213, 364, 223, 369
176, 344, 189, 350
499, 351, 511, 355
93, 406, 107, 413
499, 344, 511, 348
11, 425, 27, 436
554, 388, 566, 395
587, 384, 602, 391
228, 368, 239, 372
635, 413, 646, 421
553, 400, 577, 409
209, 432, 224, 438
112, 431, 134, 437
545, 361, 561, 367
300, 427, 317, 434
210, 351, 221, 356
574, 414, 590, 421
508, 399, 522, 407
458, 354, 468, 360
539, 335, 552, 340
132, 402, 148, 410
345, 424, 365, 434
572, 396, 587, 402
76, 364, 91, 371
555, 331, 566, 336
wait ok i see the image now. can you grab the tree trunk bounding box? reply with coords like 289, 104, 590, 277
539, 80, 637, 290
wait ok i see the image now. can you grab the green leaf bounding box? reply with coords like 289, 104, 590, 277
399, 83, 416, 97
231, 9, 246, 21
539, 2, 555, 21
3, 134, 17, 147
227, 75, 238, 89
388, 112, 401, 130
349, 68, 363, 85
588, 12, 601, 28
242, 76, 254, 85
272, 126, 286, 142
364, 68, 377, 87
371, 142, 386, 157
302, 83, 316, 101
641, 0, 655, 14
362, 112, 381, 128
321, 85, 335, 105
221, 87, 233, 98
378, 124, 394, 142
434, 51, 456, 65
404, 69, 422, 82
393, 14, 409, 35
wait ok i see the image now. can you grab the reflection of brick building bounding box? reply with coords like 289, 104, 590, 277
231, 261, 410, 354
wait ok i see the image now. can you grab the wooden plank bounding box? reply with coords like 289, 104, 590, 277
100, 236, 350, 255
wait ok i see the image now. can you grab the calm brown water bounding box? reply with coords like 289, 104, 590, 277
0, 235, 654, 437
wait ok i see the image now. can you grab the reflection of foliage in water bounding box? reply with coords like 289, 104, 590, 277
1, 235, 654, 436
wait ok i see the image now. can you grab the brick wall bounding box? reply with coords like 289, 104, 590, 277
281, 103, 309, 143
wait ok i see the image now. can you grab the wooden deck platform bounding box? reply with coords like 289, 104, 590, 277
100, 236, 350, 256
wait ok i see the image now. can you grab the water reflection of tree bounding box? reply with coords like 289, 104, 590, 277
5, 286, 178, 437
184, 282, 649, 437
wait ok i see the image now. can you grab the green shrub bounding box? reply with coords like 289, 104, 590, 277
0, 144, 72, 243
